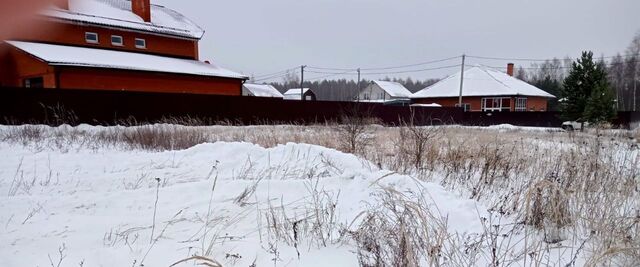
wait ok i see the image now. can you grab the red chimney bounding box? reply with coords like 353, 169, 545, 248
132, 0, 151, 22
507, 63, 514, 77
55, 0, 69, 10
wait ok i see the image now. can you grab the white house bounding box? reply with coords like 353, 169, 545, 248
358, 80, 412, 103
283, 88, 317, 101
242, 83, 284, 98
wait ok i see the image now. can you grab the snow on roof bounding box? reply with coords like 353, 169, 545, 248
411, 103, 442, 107
283, 88, 311, 100
243, 84, 284, 98
372, 80, 412, 98
8, 41, 248, 79
411, 66, 556, 99
284, 88, 310, 95
41, 0, 204, 39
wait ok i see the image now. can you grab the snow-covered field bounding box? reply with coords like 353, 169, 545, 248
0, 139, 489, 266
0, 124, 638, 266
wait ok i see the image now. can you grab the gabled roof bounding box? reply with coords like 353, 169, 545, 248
411, 66, 556, 99
283, 88, 311, 100
8, 41, 248, 79
372, 80, 412, 98
243, 84, 284, 98
41, 0, 204, 39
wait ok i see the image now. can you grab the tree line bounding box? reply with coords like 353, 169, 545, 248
516, 32, 639, 113
264, 75, 439, 102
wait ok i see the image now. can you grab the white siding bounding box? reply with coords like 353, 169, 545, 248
358, 84, 391, 101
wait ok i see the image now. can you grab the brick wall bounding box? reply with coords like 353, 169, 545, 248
11, 20, 199, 59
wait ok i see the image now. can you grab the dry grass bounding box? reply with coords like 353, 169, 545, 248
1, 122, 639, 266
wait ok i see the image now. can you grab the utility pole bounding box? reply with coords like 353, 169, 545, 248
300, 65, 306, 101
634, 64, 638, 111
458, 54, 466, 108
357, 68, 361, 102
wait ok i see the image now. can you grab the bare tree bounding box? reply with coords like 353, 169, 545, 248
336, 104, 374, 154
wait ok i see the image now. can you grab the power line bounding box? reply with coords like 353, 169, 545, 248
360, 64, 461, 75
361, 56, 461, 71
252, 72, 290, 82
307, 70, 355, 75
252, 66, 299, 79
307, 55, 461, 72
481, 61, 626, 71
467, 53, 638, 62
307, 70, 357, 81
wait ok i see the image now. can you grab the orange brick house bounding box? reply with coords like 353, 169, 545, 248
411, 64, 555, 112
0, 0, 247, 94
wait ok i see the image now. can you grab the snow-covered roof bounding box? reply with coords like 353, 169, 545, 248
283, 88, 312, 100
372, 80, 412, 98
411, 103, 442, 107
8, 41, 248, 79
243, 84, 284, 98
411, 66, 556, 99
41, 0, 204, 39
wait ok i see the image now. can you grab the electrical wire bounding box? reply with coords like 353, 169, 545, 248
307, 70, 357, 81
252, 72, 290, 82
307, 55, 461, 71
360, 64, 461, 75
467, 53, 638, 62
252, 66, 299, 79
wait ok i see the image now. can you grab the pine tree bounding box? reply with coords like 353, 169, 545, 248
561, 51, 614, 124
583, 80, 616, 124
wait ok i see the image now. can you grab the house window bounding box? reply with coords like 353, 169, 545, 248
515, 98, 527, 111
135, 38, 146, 49
24, 77, 44, 88
85, 32, 99, 44
455, 103, 471, 111
111, 35, 124, 46
481, 97, 511, 112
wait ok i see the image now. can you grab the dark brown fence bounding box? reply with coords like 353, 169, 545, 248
462, 111, 563, 127
0, 87, 462, 126
5, 87, 630, 128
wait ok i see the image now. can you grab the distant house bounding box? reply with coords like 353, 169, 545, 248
283, 88, 317, 101
0, 0, 247, 94
411, 64, 555, 112
358, 81, 412, 104
242, 84, 284, 98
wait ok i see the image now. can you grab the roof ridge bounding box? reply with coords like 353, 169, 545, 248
48, 9, 189, 33
478, 66, 513, 91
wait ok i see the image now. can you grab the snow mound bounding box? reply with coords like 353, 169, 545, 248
0, 141, 489, 266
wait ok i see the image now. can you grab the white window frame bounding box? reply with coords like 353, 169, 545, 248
515, 97, 527, 112
85, 32, 99, 44
481, 97, 511, 112
111, 35, 124, 46
135, 38, 147, 49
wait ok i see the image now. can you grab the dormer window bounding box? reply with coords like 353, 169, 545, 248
135, 38, 146, 49
111, 35, 124, 46
85, 32, 99, 44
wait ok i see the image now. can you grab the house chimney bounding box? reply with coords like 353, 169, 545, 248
507, 63, 514, 77
132, 0, 151, 22
54, 0, 69, 10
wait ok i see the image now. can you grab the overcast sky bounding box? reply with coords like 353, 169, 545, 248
156, 0, 639, 81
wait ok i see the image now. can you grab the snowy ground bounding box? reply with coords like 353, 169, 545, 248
2, 124, 636, 266
0, 139, 489, 266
